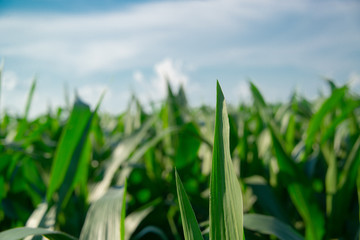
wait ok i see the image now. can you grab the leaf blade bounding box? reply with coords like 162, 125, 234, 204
0, 227, 77, 240
79, 185, 127, 240
175, 169, 204, 240
244, 214, 304, 240
209, 81, 244, 240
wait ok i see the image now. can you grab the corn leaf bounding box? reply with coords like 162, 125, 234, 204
46, 97, 93, 206
305, 86, 347, 152
89, 116, 155, 202
244, 214, 303, 240
250, 82, 324, 240
79, 184, 127, 240
175, 169, 203, 240
0, 227, 77, 240
328, 135, 360, 235
245, 177, 289, 223
271, 127, 325, 240
15, 79, 36, 141
209, 81, 244, 240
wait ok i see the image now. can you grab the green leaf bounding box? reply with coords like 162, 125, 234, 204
250, 82, 325, 240
89, 116, 156, 202
245, 176, 289, 223
209, 81, 244, 240
320, 99, 360, 144
79, 184, 127, 240
46, 97, 93, 206
175, 169, 204, 240
328, 135, 360, 235
124, 198, 161, 240
244, 214, 304, 240
305, 86, 347, 152
175, 122, 201, 169
270, 125, 325, 240
15, 78, 36, 141
0, 227, 77, 240
357, 167, 360, 239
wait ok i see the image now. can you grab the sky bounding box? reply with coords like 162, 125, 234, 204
0, 0, 359, 116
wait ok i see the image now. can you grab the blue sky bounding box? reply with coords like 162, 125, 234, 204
1, 0, 359, 116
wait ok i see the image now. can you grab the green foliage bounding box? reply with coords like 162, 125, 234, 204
0, 74, 359, 240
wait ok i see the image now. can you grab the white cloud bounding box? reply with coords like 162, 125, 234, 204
0, 0, 359, 115
132, 58, 190, 107
133, 71, 144, 83
152, 58, 188, 97
1, 0, 358, 77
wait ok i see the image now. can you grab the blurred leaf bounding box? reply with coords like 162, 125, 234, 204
306, 86, 347, 152
321, 100, 360, 144
89, 116, 155, 202
175, 123, 201, 169
175, 169, 203, 240
244, 214, 303, 240
245, 176, 289, 223
46, 97, 93, 206
210, 81, 244, 240
118, 127, 178, 184
79, 185, 127, 240
0, 227, 77, 240
328, 135, 360, 235
124, 199, 160, 240
250, 82, 325, 240
15, 79, 36, 141
25, 202, 48, 228
271, 125, 325, 240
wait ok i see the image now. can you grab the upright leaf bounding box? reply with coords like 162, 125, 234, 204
175, 170, 203, 240
209, 81, 244, 240
46, 97, 92, 205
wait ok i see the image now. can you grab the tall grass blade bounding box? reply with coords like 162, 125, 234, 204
175, 170, 204, 240
210, 81, 244, 240
79, 184, 127, 240
0, 227, 77, 240
244, 214, 304, 240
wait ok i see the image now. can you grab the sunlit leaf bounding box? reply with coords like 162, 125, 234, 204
0, 227, 77, 240
209, 81, 244, 240
79, 185, 127, 240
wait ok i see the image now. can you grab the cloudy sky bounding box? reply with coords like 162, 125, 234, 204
1, 0, 359, 116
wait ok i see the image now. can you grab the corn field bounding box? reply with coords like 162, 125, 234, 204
0, 68, 359, 240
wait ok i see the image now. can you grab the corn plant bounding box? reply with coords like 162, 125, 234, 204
0, 62, 359, 240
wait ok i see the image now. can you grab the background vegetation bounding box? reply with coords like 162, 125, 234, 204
0, 67, 359, 239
